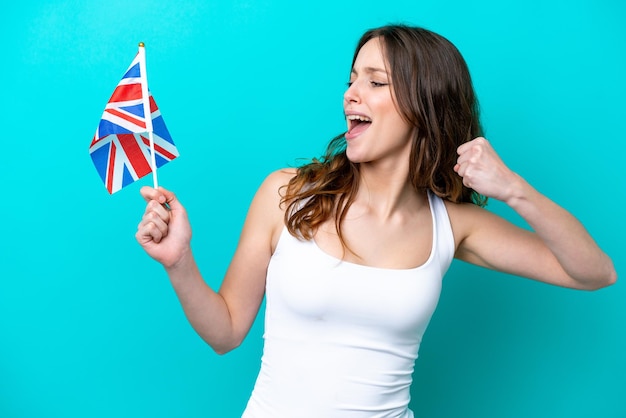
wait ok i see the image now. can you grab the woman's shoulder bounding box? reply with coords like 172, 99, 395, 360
264, 167, 298, 186
241, 169, 298, 253
442, 198, 498, 247
442, 198, 484, 216
250, 168, 298, 213
256, 168, 297, 200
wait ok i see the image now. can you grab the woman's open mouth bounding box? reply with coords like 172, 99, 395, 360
346, 114, 372, 139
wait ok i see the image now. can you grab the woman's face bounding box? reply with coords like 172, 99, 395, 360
343, 37, 414, 166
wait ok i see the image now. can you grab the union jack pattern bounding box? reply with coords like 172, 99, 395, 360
89, 50, 179, 194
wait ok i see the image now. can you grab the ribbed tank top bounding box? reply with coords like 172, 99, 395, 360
242, 191, 455, 417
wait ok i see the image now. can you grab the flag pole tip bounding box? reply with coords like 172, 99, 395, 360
138, 42, 145, 47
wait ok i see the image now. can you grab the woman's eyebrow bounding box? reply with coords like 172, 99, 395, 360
350, 67, 389, 76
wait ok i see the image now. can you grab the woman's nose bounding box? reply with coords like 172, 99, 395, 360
343, 81, 360, 104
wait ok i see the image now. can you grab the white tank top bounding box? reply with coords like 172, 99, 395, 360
242, 191, 455, 417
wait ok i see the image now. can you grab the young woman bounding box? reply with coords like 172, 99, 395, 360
136, 25, 616, 417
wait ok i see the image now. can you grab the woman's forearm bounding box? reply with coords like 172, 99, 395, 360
165, 251, 240, 354
505, 175, 616, 288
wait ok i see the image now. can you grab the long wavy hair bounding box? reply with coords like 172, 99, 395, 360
282, 25, 486, 244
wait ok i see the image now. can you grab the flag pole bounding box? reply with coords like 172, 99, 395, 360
138, 42, 159, 189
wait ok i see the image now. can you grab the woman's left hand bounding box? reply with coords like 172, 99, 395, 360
454, 137, 520, 202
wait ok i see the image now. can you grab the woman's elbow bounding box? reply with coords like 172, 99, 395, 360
582, 264, 617, 291
210, 336, 244, 356
598, 267, 618, 289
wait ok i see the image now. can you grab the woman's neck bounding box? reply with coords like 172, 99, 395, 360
354, 162, 424, 220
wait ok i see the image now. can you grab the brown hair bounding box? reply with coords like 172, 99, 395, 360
282, 24, 486, 243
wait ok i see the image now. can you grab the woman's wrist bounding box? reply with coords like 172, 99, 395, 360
164, 246, 196, 276
503, 173, 534, 209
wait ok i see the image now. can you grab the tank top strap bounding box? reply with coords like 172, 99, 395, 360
427, 190, 456, 275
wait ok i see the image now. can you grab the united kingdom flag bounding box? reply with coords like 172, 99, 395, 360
89, 46, 179, 194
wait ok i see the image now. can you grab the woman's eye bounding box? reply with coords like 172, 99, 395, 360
346, 80, 388, 88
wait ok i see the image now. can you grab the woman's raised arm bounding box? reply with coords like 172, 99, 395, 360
450, 137, 616, 290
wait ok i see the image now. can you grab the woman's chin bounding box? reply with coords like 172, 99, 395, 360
345, 147, 366, 164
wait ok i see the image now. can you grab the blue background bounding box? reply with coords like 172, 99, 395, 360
1, 1, 624, 417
